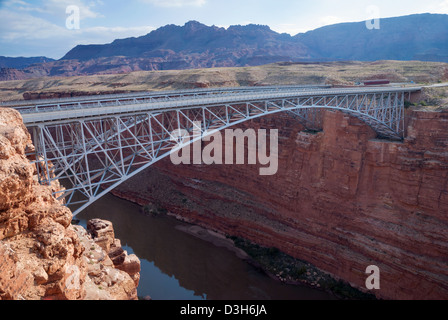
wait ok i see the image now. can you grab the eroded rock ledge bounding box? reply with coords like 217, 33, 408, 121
0, 108, 140, 300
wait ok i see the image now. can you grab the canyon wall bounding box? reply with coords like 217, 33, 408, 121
112, 108, 448, 300
0, 108, 140, 300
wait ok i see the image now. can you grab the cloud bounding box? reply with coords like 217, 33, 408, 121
2, 0, 47, 13
2, 0, 103, 19
271, 24, 309, 36
433, 0, 448, 13
73, 26, 156, 44
318, 16, 347, 27
42, 0, 103, 19
140, 0, 207, 8
0, 6, 154, 58
0, 9, 67, 41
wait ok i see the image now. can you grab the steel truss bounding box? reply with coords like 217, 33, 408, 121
26, 89, 414, 216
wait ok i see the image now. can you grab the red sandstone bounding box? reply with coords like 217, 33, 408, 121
0, 108, 141, 300
112, 109, 448, 300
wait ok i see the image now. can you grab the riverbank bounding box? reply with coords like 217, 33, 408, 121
228, 236, 376, 300
148, 208, 376, 300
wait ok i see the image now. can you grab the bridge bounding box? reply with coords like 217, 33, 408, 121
9, 84, 421, 216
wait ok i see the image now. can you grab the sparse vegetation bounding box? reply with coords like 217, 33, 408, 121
421, 87, 448, 108
303, 129, 322, 135
0, 61, 447, 102
404, 100, 413, 108
142, 202, 168, 217
229, 235, 377, 300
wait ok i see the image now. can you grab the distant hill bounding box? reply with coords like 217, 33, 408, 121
296, 13, 448, 62
0, 56, 55, 69
1, 61, 447, 103
1, 13, 447, 81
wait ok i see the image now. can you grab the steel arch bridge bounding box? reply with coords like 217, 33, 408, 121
16, 85, 421, 216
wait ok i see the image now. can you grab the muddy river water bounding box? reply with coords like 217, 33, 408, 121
77, 193, 336, 300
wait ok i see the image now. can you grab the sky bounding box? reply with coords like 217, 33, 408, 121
0, 0, 447, 59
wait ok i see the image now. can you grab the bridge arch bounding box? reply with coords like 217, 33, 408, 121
22, 87, 419, 215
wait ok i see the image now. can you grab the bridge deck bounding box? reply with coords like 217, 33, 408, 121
21, 86, 421, 125
3, 84, 331, 108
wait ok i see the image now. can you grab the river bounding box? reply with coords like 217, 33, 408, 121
76, 193, 336, 300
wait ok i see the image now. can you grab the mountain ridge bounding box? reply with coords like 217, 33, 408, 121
61, 20, 309, 62
295, 13, 448, 61
0, 56, 55, 69
1, 13, 447, 81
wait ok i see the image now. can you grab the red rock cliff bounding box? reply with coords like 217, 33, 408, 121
0, 108, 141, 300
112, 108, 448, 300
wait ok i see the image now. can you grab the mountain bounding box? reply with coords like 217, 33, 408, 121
1, 14, 448, 81
61, 14, 448, 64
296, 13, 448, 62
61, 21, 311, 66
0, 56, 55, 69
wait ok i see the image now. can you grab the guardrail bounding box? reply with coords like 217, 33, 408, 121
3, 84, 332, 109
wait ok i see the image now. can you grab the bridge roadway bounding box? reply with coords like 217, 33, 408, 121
3, 84, 331, 110
20, 85, 421, 126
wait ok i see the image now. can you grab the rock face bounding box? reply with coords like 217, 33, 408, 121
112, 108, 448, 300
0, 108, 140, 300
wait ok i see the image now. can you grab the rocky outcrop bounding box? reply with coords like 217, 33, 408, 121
112, 108, 448, 300
86, 219, 141, 288
0, 108, 140, 300
74, 220, 140, 300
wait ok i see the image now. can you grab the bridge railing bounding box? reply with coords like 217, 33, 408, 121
8, 84, 332, 113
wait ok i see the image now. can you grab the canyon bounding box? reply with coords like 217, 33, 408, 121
0, 108, 141, 300
1, 0, 447, 302
110, 107, 448, 300
0, 60, 447, 300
